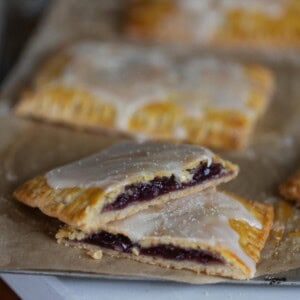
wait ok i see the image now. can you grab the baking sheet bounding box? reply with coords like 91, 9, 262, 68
0, 0, 300, 285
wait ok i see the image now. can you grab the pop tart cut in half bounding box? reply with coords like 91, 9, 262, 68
57, 188, 273, 279
14, 141, 238, 232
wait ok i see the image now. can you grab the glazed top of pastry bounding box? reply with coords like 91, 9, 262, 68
106, 188, 262, 275
46, 141, 216, 192
42, 42, 262, 128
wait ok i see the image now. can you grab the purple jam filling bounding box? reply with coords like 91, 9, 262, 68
102, 162, 226, 212
82, 231, 223, 265
140, 245, 223, 265
84, 231, 134, 253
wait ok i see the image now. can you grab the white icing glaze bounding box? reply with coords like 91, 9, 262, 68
60, 42, 176, 129
46, 41, 256, 135
109, 188, 262, 275
179, 0, 285, 16
177, 58, 251, 114
177, 0, 286, 41
220, 0, 285, 17
176, 0, 223, 41
46, 141, 214, 191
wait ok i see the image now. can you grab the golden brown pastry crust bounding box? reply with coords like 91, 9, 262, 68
56, 190, 273, 280
279, 170, 300, 205
15, 42, 274, 150
14, 142, 238, 232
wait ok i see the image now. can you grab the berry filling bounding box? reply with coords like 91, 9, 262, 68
102, 162, 227, 212
82, 231, 223, 265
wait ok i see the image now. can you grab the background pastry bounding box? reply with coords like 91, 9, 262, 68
15, 41, 274, 150
279, 169, 300, 205
124, 0, 300, 49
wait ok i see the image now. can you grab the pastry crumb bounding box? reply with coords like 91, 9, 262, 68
87, 249, 103, 260
132, 247, 140, 256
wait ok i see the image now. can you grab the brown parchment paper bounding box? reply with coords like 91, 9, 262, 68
1, 0, 300, 285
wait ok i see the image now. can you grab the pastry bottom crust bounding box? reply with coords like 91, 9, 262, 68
58, 239, 247, 280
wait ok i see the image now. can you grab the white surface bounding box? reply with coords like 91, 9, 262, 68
2, 274, 300, 300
